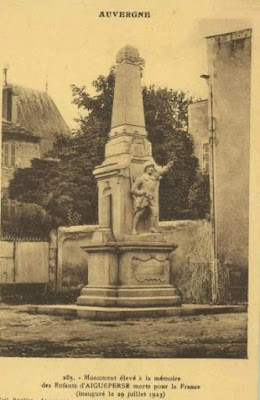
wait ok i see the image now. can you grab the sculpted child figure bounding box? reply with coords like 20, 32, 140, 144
130, 160, 174, 234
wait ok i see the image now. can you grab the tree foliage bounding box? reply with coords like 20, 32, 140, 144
188, 173, 210, 219
9, 65, 209, 235
143, 86, 198, 219
10, 203, 52, 238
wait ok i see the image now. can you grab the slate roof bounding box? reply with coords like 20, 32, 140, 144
11, 85, 70, 153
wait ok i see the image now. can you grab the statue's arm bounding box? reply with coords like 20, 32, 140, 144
157, 160, 174, 176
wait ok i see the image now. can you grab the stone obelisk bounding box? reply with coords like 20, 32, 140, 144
110, 45, 146, 136
94, 45, 153, 238
77, 45, 181, 313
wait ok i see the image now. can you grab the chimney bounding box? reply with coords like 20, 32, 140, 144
2, 66, 13, 121
3, 66, 8, 86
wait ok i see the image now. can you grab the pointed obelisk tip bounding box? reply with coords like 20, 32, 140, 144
110, 44, 146, 136
116, 45, 140, 65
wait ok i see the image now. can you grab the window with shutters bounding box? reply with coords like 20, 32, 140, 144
1, 199, 17, 221
2, 199, 10, 221
3, 142, 16, 167
202, 142, 210, 174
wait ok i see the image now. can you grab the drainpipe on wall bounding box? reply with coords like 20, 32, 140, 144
0, 69, 3, 237
0, 68, 3, 302
200, 74, 218, 303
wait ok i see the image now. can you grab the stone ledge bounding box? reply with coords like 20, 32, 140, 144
80, 287, 178, 297
58, 225, 98, 233
27, 304, 247, 321
77, 295, 181, 307
81, 241, 177, 252
159, 220, 208, 230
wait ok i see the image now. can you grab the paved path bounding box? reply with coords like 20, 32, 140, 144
0, 305, 247, 358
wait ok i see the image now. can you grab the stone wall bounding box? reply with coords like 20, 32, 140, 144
160, 220, 213, 303
0, 220, 245, 303
52, 220, 247, 303
52, 221, 214, 303
53, 225, 98, 293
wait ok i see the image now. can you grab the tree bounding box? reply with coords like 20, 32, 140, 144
9, 139, 99, 228
9, 65, 206, 235
188, 172, 210, 219
9, 68, 117, 231
11, 203, 53, 238
143, 86, 199, 219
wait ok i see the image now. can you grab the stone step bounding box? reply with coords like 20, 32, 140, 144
77, 295, 182, 308
80, 287, 178, 297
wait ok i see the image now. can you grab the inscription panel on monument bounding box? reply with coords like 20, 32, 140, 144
130, 138, 152, 158
105, 138, 131, 158
88, 254, 109, 285
131, 254, 170, 284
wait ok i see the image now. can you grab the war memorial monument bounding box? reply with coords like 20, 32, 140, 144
76, 45, 182, 314
29, 45, 182, 319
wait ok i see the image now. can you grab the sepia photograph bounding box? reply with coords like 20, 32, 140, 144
0, 0, 259, 399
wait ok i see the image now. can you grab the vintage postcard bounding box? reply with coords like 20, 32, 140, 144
0, 0, 259, 399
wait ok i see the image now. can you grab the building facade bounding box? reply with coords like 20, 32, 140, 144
1, 83, 70, 234
189, 28, 251, 301
1, 119, 41, 230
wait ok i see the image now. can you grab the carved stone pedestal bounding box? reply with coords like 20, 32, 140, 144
77, 232, 182, 308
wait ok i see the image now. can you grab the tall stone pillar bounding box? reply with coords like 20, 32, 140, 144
94, 45, 154, 237
111, 45, 146, 136
77, 46, 181, 312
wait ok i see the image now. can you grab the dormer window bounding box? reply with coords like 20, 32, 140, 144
3, 142, 16, 167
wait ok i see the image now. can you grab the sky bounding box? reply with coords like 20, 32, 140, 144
0, 0, 255, 129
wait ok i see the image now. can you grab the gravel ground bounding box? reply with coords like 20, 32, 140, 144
0, 304, 247, 358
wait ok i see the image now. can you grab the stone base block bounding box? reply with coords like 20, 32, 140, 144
77, 295, 181, 307
80, 285, 178, 297
78, 233, 182, 309
77, 285, 181, 307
